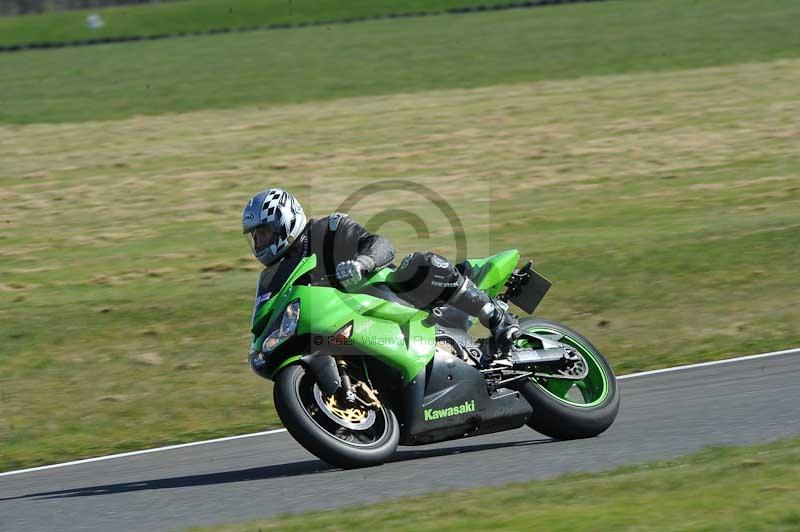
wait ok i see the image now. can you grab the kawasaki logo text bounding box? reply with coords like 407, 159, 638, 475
423, 400, 476, 421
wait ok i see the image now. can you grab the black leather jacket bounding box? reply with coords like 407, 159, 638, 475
257, 213, 395, 297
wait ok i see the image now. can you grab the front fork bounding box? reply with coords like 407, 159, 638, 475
300, 353, 381, 410
251, 348, 381, 410
336, 358, 356, 403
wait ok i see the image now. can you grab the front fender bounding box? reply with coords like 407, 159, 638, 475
299, 353, 341, 396
261, 353, 342, 399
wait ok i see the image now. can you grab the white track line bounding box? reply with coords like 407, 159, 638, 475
1, 347, 797, 479
616, 347, 798, 380
0, 429, 288, 479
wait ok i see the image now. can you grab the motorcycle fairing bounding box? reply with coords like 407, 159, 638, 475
463, 249, 520, 297
400, 351, 532, 445
251, 254, 435, 382
250, 249, 526, 386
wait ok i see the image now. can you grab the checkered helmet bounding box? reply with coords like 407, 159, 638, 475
242, 188, 307, 267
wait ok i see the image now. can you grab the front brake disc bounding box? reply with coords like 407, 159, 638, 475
312, 384, 376, 431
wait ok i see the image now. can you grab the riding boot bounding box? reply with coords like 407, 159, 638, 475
450, 281, 520, 352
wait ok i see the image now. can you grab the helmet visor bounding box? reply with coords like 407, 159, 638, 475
246, 224, 277, 255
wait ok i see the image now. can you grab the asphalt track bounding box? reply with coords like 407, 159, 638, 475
1, 350, 798, 531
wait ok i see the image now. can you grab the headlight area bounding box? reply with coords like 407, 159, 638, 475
262, 300, 301, 354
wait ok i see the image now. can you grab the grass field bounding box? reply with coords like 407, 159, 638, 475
191, 438, 800, 531
1, 0, 799, 471
0, 0, 522, 46
3, 0, 800, 123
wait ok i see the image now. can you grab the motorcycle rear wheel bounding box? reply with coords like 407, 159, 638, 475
517, 318, 620, 440
274, 363, 400, 468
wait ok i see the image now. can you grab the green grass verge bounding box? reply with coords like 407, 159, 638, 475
1, 55, 799, 471
0, 0, 524, 47
188, 438, 800, 531
3, 0, 800, 124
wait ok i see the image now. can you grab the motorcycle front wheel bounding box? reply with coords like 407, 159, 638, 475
273, 363, 400, 469
517, 318, 620, 440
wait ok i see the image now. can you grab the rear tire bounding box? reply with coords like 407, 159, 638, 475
273, 363, 400, 469
517, 318, 620, 440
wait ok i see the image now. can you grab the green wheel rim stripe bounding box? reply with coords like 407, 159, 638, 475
526, 327, 609, 408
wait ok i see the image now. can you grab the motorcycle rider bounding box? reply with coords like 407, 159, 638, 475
242, 188, 520, 351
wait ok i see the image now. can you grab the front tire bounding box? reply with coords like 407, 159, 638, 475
273, 363, 400, 469
517, 318, 620, 440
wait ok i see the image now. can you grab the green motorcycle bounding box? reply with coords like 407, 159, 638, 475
249, 249, 619, 468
